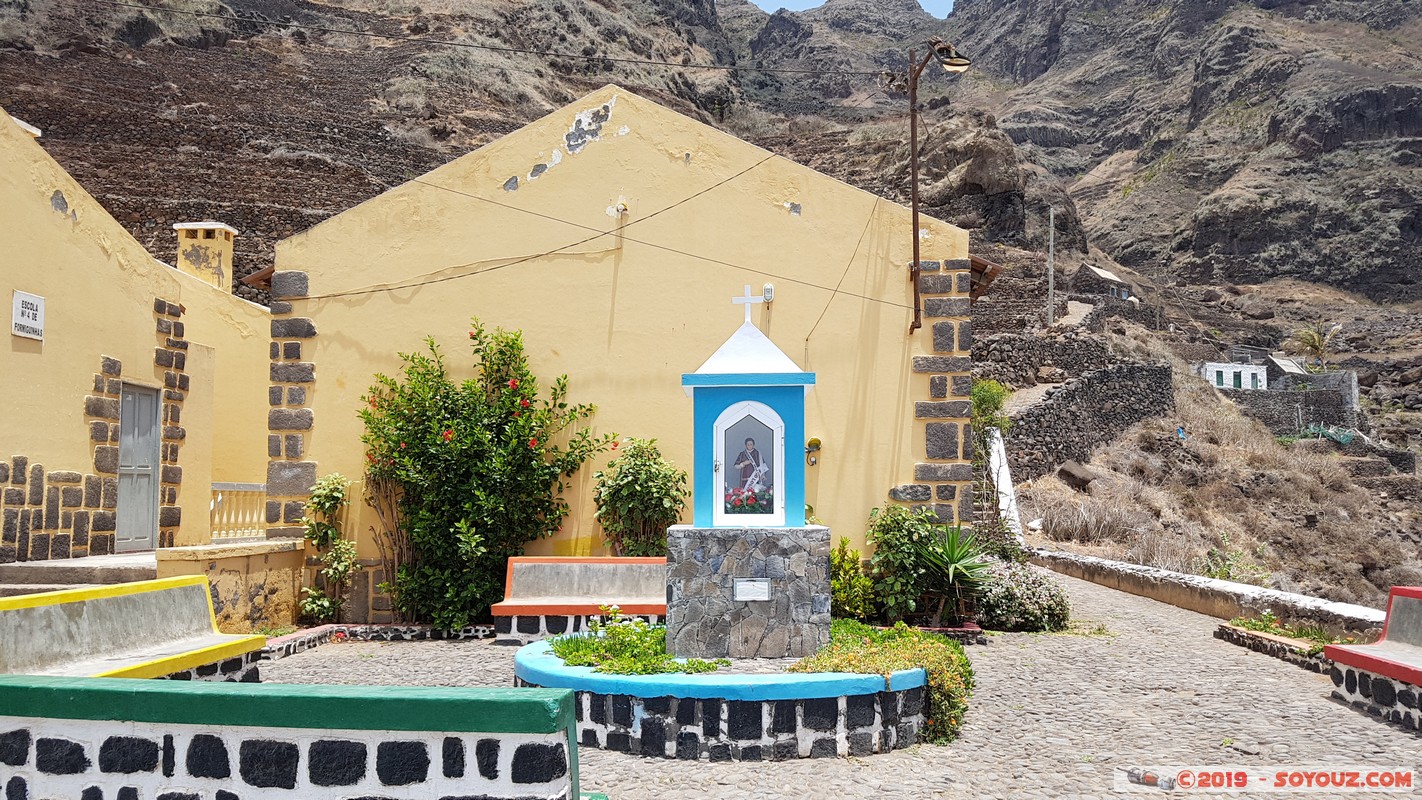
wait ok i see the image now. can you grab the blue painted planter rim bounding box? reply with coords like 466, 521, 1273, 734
514, 641, 926, 701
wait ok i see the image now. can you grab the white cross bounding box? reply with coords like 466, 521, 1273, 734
731, 284, 764, 324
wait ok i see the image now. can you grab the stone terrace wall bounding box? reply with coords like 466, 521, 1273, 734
972, 272, 1065, 336
973, 330, 1114, 388
1006, 364, 1176, 480
1082, 295, 1161, 331
1219, 388, 1359, 436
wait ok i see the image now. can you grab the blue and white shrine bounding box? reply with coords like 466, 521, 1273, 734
682, 285, 815, 528
665, 285, 830, 660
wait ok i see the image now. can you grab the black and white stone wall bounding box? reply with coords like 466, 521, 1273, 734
973, 330, 1115, 389
1329, 664, 1421, 735
493, 615, 661, 646
1219, 387, 1360, 436
0, 717, 573, 799
512, 683, 923, 761
158, 652, 262, 683
262, 624, 496, 661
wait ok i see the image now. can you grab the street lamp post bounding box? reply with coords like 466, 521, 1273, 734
906, 38, 970, 334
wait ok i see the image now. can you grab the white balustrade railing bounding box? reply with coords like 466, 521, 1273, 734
210, 482, 267, 541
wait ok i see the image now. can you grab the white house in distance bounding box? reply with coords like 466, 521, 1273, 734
1198, 361, 1270, 390
1196, 346, 1311, 391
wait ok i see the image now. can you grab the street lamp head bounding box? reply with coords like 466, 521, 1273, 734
930, 37, 971, 73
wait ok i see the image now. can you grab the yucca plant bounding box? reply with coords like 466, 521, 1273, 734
916, 526, 990, 627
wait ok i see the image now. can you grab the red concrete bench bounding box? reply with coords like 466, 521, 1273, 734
491, 557, 666, 645
1324, 586, 1422, 732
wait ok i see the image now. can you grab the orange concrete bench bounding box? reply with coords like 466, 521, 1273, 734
1325, 586, 1422, 732
491, 557, 666, 645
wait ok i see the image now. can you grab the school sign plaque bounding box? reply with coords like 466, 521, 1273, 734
12, 291, 44, 341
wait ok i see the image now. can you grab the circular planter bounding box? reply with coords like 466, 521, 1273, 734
513, 641, 926, 761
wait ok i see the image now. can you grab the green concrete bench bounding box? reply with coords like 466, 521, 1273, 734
0, 675, 599, 798
491, 557, 667, 644
0, 575, 264, 680
1325, 586, 1422, 731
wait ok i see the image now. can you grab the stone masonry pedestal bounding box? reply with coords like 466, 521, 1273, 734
665, 525, 831, 659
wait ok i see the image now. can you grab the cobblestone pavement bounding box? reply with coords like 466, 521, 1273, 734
262, 573, 1420, 799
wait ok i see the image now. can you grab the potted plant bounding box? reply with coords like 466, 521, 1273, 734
916, 526, 989, 628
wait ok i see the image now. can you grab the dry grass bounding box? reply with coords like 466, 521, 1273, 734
1021, 330, 1419, 606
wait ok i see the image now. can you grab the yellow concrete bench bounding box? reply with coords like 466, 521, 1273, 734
0, 575, 265, 680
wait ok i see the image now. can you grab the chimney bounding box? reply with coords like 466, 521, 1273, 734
9, 115, 41, 139
172, 221, 238, 290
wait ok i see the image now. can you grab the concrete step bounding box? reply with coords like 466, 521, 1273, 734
0, 553, 157, 586
0, 584, 99, 598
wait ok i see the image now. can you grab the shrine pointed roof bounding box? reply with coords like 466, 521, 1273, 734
693, 322, 804, 376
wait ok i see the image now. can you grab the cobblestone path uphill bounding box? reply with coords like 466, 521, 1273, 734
263, 572, 1420, 799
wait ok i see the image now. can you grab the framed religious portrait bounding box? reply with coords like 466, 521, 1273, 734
713, 400, 785, 526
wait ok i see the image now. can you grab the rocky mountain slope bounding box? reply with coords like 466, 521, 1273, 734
945, 0, 1422, 302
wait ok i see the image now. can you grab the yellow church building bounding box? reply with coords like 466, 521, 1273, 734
2, 85, 972, 627
266, 85, 973, 621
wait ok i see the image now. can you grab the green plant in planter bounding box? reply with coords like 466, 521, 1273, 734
830, 537, 876, 620
360, 320, 615, 630
917, 526, 990, 627
592, 438, 687, 557
549, 605, 727, 675
792, 620, 975, 744
299, 473, 356, 623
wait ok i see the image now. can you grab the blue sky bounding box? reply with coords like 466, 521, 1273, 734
749, 0, 954, 17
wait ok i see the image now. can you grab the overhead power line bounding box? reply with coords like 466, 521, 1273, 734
87, 0, 888, 78
302, 159, 911, 312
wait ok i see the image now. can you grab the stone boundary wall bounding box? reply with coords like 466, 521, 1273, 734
1338, 439, 1417, 474
1212, 624, 1332, 674
493, 614, 662, 646
1219, 387, 1359, 435
262, 624, 496, 660
972, 330, 1114, 388
1328, 663, 1420, 734
1081, 295, 1160, 331
0, 676, 580, 799
513, 681, 925, 761
1030, 549, 1386, 635
1005, 364, 1174, 480
972, 297, 1066, 337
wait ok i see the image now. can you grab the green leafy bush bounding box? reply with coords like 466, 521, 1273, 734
975, 561, 1070, 632
866, 507, 987, 625
866, 505, 937, 622
1194, 531, 1271, 586
360, 320, 614, 630
830, 537, 876, 620
791, 620, 975, 744
549, 605, 727, 675
299, 473, 356, 623
974, 517, 1028, 563
592, 438, 687, 557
